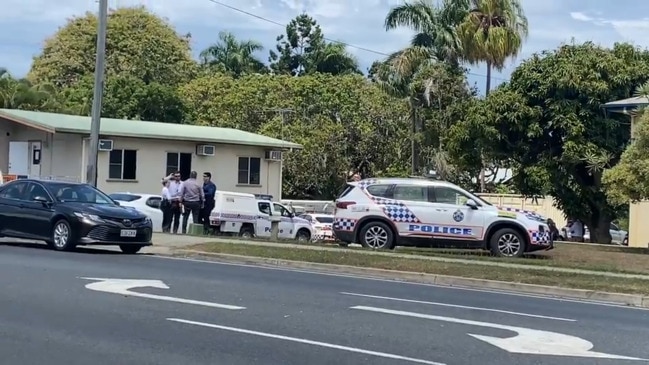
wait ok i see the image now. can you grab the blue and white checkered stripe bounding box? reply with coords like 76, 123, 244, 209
530, 230, 551, 245
368, 190, 421, 224
334, 218, 356, 231
357, 179, 379, 190
499, 206, 539, 216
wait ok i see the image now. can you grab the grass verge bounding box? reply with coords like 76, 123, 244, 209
185, 242, 649, 296
184, 235, 649, 275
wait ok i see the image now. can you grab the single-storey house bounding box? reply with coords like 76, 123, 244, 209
0, 109, 302, 200
602, 96, 649, 248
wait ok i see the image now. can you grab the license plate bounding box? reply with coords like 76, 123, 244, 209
120, 229, 137, 237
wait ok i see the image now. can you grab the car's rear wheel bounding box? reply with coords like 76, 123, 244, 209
359, 221, 395, 250
239, 225, 254, 239
490, 228, 526, 257
49, 219, 76, 251
120, 245, 143, 254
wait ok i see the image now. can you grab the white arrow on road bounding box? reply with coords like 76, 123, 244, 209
352, 306, 646, 361
80, 277, 245, 310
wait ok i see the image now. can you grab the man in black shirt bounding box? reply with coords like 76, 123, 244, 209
201, 172, 217, 234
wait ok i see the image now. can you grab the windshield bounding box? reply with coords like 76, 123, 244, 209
471, 194, 493, 206
315, 216, 334, 224
47, 183, 115, 204
109, 193, 141, 202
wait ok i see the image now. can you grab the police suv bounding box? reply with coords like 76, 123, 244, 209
332, 177, 552, 257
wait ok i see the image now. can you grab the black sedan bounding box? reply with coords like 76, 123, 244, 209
0, 179, 152, 254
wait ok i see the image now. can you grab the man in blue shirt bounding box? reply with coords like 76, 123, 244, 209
201, 172, 217, 234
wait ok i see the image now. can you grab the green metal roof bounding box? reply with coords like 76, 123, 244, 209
0, 109, 302, 149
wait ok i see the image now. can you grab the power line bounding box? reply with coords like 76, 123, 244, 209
204, 0, 508, 82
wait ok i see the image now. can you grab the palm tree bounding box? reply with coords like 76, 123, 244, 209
384, 0, 468, 69
311, 43, 361, 75
0, 68, 59, 110
199, 31, 267, 77
456, 0, 528, 95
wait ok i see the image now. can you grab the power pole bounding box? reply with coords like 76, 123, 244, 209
86, 0, 108, 186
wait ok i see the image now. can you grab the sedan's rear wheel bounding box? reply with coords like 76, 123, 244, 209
49, 219, 76, 251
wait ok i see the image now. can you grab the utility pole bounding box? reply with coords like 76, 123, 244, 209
86, 0, 108, 186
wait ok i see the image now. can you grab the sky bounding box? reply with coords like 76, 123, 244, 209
2, 0, 649, 93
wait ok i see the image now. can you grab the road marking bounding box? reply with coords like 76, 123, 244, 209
167, 318, 446, 365
80, 277, 245, 310
351, 306, 646, 360
340, 292, 575, 322
150, 255, 649, 311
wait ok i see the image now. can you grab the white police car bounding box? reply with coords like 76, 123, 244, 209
332, 177, 552, 257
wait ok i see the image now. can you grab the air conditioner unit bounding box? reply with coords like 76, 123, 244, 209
264, 150, 283, 161
98, 139, 113, 151
196, 144, 216, 156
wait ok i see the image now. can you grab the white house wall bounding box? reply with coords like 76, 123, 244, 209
96, 136, 283, 199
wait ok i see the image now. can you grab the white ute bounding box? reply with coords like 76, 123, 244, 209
209, 191, 313, 242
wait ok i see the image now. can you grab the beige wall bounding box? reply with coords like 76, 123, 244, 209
629, 201, 649, 248
477, 194, 567, 226
92, 137, 283, 199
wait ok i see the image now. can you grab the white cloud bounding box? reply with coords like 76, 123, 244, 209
570, 12, 593, 22
1, 0, 646, 92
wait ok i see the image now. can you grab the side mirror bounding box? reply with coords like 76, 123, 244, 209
465, 199, 478, 210
114, 201, 120, 206
33, 196, 51, 206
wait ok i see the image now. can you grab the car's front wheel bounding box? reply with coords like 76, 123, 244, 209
490, 228, 526, 257
359, 221, 395, 250
296, 229, 311, 243
49, 219, 76, 251
120, 245, 143, 254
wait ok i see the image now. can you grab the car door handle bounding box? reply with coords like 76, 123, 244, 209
18, 203, 26, 208
435, 209, 447, 212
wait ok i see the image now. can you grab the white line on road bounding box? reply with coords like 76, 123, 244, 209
167, 318, 447, 365
350, 306, 646, 360
81, 277, 245, 310
340, 292, 576, 322
151, 255, 649, 311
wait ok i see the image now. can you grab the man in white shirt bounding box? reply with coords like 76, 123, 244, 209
569, 219, 584, 242
163, 171, 184, 234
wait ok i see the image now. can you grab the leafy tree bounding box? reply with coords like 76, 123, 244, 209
468, 42, 649, 243
0, 68, 61, 111
28, 6, 197, 88
269, 13, 360, 76
178, 73, 410, 198
199, 31, 267, 77
603, 82, 649, 204
61, 74, 186, 123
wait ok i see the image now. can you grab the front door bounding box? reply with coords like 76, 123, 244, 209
389, 184, 436, 243
9, 141, 29, 176
19, 182, 55, 239
273, 203, 294, 239
429, 186, 485, 248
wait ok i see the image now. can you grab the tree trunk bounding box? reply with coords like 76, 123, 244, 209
586, 215, 613, 244
410, 100, 418, 175
478, 62, 492, 192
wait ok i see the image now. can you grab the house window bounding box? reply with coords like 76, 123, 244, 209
238, 157, 261, 185
166, 152, 192, 180
109, 149, 137, 180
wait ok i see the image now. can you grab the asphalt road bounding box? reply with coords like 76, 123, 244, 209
1, 242, 649, 365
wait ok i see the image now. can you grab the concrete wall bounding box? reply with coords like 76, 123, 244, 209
629, 202, 649, 248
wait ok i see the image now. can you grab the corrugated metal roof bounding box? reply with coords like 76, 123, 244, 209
602, 96, 649, 109
0, 109, 302, 149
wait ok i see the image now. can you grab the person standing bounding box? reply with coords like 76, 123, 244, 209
179, 171, 204, 234
164, 171, 183, 234
160, 178, 172, 233
201, 172, 217, 234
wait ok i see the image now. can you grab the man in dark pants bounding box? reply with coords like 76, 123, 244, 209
201, 172, 217, 234
179, 171, 204, 234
